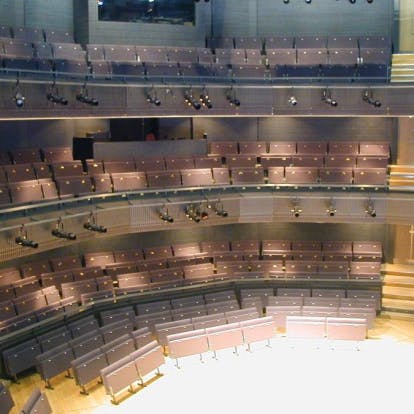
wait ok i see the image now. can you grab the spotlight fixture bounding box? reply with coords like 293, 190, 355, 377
199, 88, 212, 109
349, 0, 356, 3
322, 89, 338, 107
76, 85, 99, 106
184, 203, 208, 222
226, 87, 240, 107
213, 200, 228, 217
365, 199, 377, 218
158, 205, 174, 223
305, 0, 312, 3
283, 0, 290, 3
288, 96, 298, 106
47, 83, 68, 106
367, 0, 373, 3
184, 204, 201, 222
184, 89, 201, 110
146, 88, 161, 106
363, 90, 381, 108
290, 199, 302, 218
15, 224, 38, 248
326, 199, 337, 217
13, 79, 25, 108
52, 217, 76, 240
83, 211, 107, 233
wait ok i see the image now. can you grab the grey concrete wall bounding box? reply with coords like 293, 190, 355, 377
0, 119, 109, 150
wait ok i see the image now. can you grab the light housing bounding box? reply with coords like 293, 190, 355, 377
52, 218, 76, 240
184, 89, 201, 110
76, 85, 99, 106
226, 87, 241, 107
365, 200, 377, 217
363, 90, 381, 107
158, 205, 174, 223
83, 211, 107, 233
322, 89, 338, 107
15, 225, 38, 248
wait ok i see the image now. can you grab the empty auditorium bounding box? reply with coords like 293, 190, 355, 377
1, 0, 414, 413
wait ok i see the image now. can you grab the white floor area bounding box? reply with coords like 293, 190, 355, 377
88, 334, 414, 414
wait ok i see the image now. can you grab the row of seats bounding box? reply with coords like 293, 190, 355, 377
1, 239, 382, 283
5, 39, 385, 66
0, 257, 382, 322
0, 154, 390, 182
208, 141, 390, 156
0, 25, 73, 43
0, 165, 388, 206
205, 35, 391, 51
0, 142, 390, 168
1, 141, 390, 165
0, 57, 389, 83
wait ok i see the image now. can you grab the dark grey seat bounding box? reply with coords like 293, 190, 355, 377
20, 387, 52, 414
35, 343, 74, 388
0, 382, 14, 414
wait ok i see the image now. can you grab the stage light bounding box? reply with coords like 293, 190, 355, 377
15, 224, 38, 248
52, 217, 76, 240
365, 199, 377, 217
226, 87, 240, 107
76, 85, 99, 106
349, 0, 356, 3
47, 92, 68, 105
146, 88, 161, 106
184, 89, 201, 110
213, 200, 228, 217
363, 90, 381, 108
184, 204, 203, 222
322, 89, 338, 107
158, 205, 174, 223
83, 211, 107, 233
290, 199, 302, 218
367, 0, 373, 3
13, 92, 25, 108
326, 199, 337, 217
288, 96, 298, 106
200, 88, 212, 109
305, 0, 312, 3
283, 0, 290, 3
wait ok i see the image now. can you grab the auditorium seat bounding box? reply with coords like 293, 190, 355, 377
179, 62, 214, 78
353, 168, 387, 186
54, 59, 89, 76
328, 141, 359, 155
291, 155, 324, 167
231, 167, 265, 185
20, 387, 51, 414
42, 146, 73, 163
238, 141, 267, 155
111, 61, 145, 77
209, 141, 238, 155
103, 160, 136, 173
181, 168, 214, 187
55, 176, 92, 197
285, 166, 318, 184
327, 36, 359, 49
92, 173, 113, 193
197, 48, 216, 64
9, 181, 44, 204
51, 43, 86, 61
359, 35, 391, 49
324, 155, 356, 167
32, 162, 52, 179
245, 49, 265, 65
147, 170, 182, 188
145, 62, 180, 80
44, 29, 73, 44
215, 48, 246, 65
135, 157, 165, 171
104, 44, 137, 62
111, 172, 147, 191
352, 241, 382, 261
225, 154, 258, 168
167, 46, 199, 63
265, 49, 296, 66
0, 382, 14, 414
136, 46, 169, 63
319, 167, 353, 185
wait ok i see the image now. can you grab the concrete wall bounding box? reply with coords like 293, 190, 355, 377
0, 119, 109, 151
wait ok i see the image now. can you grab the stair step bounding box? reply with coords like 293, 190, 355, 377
380, 310, 414, 321
381, 263, 414, 274
383, 275, 414, 286
382, 297, 414, 311
383, 285, 414, 299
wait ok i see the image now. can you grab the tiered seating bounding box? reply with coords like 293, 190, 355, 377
0, 140, 390, 207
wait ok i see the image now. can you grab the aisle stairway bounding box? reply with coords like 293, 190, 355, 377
390, 53, 414, 83
382, 263, 414, 317
388, 165, 414, 190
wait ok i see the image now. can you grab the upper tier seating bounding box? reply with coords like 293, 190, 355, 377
0, 140, 390, 208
